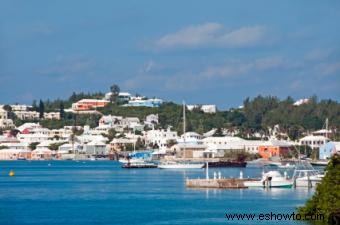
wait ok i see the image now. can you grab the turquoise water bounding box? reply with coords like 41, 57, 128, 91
0, 161, 313, 225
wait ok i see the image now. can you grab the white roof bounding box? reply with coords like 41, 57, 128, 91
110, 138, 135, 144
312, 129, 332, 134
32, 149, 52, 153
203, 136, 244, 142
300, 135, 329, 141
87, 140, 106, 146
78, 99, 109, 103
0, 149, 31, 153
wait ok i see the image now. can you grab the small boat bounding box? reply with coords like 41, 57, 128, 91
206, 161, 247, 168
122, 161, 158, 169
310, 160, 329, 166
158, 161, 205, 169
244, 171, 293, 188
278, 163, 295, 169
292, 161, 324, 187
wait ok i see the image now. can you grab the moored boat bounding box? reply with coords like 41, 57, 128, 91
158, 161, 205, 169
122, 161, 158, 168
244, 171, 293, 188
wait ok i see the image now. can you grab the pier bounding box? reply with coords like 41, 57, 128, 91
186, 178, 258, 189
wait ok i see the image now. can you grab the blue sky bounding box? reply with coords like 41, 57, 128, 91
0, 0, 339, 109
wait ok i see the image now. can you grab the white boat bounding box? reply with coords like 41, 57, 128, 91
292, 161, 324, 187
158, 161, 205, 169
119, 158, 145, 164
278, 163, 296, 169
310, 160, 329, 166
244, 171, 293, 188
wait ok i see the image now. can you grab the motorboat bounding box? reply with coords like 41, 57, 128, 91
122, 161, 158, 168
292, 161, 324, 187
278, 163, 295, 169
244, 171, 293, 188
310, 160, 329, 166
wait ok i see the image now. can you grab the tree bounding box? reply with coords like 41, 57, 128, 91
3, 105, 16, 120
297, 155, 340, 223
213, 127, 224, 137
3, 104, 12, 112
59, 102, 65, 119
29, 142, 40, 150
32, 100, 38, 111
110, 84, 120, 105
39, 100, 44, 119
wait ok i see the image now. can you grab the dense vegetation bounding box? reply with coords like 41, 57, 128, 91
5, 90, 339, 141
297, 154, 340, 224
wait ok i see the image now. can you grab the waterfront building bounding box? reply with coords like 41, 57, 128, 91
258, 140, 293, 159
0, 149, 31, 160
84, 140, 108, 156
319, 141, 340, 160
299, 135, 330, 150
110, 138, 135, 152
171, 142, 207, 158
0, 142, 29, 151
144, 128, 178, 148
31, 149, 52, 160
202, 136, 261, 154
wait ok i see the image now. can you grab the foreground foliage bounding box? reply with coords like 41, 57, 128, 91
297, 155, 340, 224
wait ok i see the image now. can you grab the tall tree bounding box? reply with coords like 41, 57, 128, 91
110, 84, 120, 105
39, 100, 44, 119
59, 102, 65, 119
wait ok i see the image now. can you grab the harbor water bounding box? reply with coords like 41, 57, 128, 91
0, 161, 314, 225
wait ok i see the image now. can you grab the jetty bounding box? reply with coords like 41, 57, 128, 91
186, 178, 257, 189
185, 162, 258, 189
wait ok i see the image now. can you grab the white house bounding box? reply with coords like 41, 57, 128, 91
44, 112, 61, 120
10, 104, 32, 111
0, 108, 14, 129
144, 128, 178, 148
84, 140, 108, 156
14, 111, 40, 120
299, 135, 330, 149
144, 114, 159, 128
202, 136, 262, 154
187, 104, 217, 113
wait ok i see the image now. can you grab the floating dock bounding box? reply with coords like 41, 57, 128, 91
186, 178, 258, 189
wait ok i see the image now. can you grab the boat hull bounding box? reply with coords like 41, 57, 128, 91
206, 161, 246, 168
158, 164, 204, 169
244, 180, 293, 188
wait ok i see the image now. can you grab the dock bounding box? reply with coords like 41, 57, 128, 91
186, 178, 258, 189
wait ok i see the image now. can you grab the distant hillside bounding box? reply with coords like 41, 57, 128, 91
10, 94, 340, 140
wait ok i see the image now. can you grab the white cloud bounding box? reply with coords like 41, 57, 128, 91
154, 23, 267, 50
37, 55, 97, 82
316, 61, 340, 75
305, 48, 333, 61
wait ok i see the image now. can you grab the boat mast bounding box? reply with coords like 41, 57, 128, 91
183, 101, 186, 158
325, 118, 329, 139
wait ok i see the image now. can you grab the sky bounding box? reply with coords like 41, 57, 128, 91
0, 0, 339, 109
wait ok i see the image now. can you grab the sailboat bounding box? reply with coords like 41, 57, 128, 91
158, 101, 205, 169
